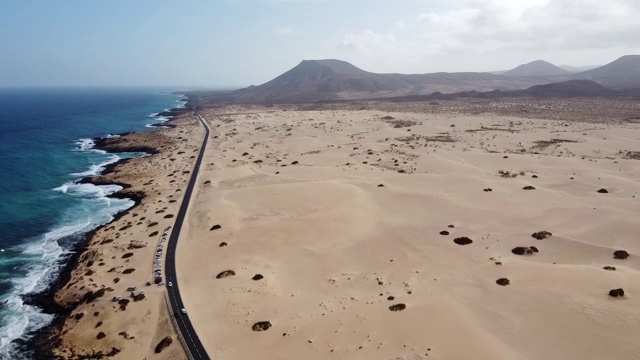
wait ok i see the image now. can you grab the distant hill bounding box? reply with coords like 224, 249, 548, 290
576, 55, 640, 89
201, 59, 553, 103
382, 80, 636, 102
559, 65, 600, 73
521, 80, 613, 97
503, 60, 571, 77
190, 55, 640, 105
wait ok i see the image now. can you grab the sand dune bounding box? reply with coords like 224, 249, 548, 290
176, 100, 640, 360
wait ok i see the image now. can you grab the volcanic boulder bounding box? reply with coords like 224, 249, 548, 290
531, 231, 552, 240
216, 270, 236, 279
252, 321, 272, 331
609, 288, 625, 298
454, 237, 473, 245
613, 250, 629, 260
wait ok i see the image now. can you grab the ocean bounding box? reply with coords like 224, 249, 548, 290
0, 88, 185, 358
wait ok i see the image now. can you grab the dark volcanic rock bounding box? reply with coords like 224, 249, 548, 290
122, 252, 134, 259
613, 250, 629, 260
377, 184, 385, 187
389, 303, 406, 311
252, 274, 264, 281
496, 278, 510, 286
149, 231, 159, 237
118, 299, 130, 311
609, 288, 625, 298
439, 231, 450, 236
512, 246, 539, 255
483, 188, 493, 192
531, 231, 552, 240
216, 270, 236, 279
96, 332, 106, 340
210, 224, 222, 231
597, 188, 609, 193
219, 242, 228, 247
387, 296, 395, 301
122, 268, 135, 274
155, 336, 173, 353
252, 321, 272, 331
83, 288, 106, 303
522, 186, 536, 190
603, 266, 617, 271
454, 237, 473, 245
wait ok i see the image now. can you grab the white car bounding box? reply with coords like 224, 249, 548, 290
180, 308, 187, 314
168, 282, 172, 287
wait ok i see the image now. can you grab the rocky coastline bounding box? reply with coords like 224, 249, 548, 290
15, 103, 191, 360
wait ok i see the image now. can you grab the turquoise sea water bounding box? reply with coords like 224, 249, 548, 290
0, 88, 185, 358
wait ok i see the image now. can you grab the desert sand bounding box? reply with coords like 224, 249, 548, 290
176, 99, 640, 360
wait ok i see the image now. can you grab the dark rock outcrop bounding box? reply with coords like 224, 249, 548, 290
216, 270, 236, 279
454, 237, 473, 245
614, 250, 629, 260
531, 231, 552, 240
512, 246, 539, 255
389, 303, 406, 311
210, 224, 222, 231
252, 321, 272, 331
609, 288, 625, 298
496, 278, 510, 286
154, 336, 173, 353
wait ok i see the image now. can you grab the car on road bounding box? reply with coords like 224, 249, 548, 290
181, 308, 187, 314
168, 282, 172, 287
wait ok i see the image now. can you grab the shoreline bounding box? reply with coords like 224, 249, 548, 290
15, 101, 192, 359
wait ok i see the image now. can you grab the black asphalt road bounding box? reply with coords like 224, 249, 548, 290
164, 112, 211, 360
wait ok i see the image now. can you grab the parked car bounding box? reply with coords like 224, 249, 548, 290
168, 282, 172, 287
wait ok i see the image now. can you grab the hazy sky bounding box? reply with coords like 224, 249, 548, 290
1, 0, 639, 87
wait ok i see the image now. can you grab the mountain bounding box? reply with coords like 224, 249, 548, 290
503, 60, 571, 77
575, 55, 640, 89
190, 56, 640, 105
559, 65, 600, 73
201, 59, 554, 104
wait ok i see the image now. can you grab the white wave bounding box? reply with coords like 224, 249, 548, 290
0, 193, 135, 356
69, 154, 120, 177
53, 182, 123, 198
75, 138, 94, 151
105, 134, 120, 138
73, 138, 106, 155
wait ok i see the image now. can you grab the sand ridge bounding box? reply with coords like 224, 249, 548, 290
177, 99, 640, 360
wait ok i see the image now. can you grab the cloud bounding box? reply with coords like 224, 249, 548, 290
332, 0, 640, 72
275, 27, 293, 35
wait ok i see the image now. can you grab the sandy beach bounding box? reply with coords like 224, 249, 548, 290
47, 98, 640, 360
176, 99, 640, 360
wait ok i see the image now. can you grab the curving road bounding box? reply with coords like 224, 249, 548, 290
164, 111, 211, 360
